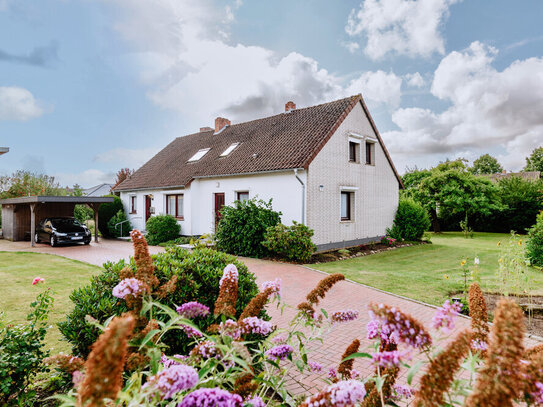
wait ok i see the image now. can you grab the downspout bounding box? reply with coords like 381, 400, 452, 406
294, 169, 306, 224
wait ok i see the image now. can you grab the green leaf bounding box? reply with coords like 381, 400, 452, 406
341, 352, 372, 362
407, 360, 424, 385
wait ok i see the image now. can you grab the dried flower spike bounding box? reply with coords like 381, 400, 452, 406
305, 273, 345, 305
468, 282, 489, 345
338, 339, 360, 378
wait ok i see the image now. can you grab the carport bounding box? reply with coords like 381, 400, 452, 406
0, 196, 114, 246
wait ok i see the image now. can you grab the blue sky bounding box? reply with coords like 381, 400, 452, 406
1, 0, 542, 187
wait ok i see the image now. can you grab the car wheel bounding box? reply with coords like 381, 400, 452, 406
84, 239, 90, 245
35, 233, 40, 243
50, 235, 57, 247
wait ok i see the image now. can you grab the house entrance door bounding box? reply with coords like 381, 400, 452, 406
145, 195, 152, 222
214, 193, 225, 228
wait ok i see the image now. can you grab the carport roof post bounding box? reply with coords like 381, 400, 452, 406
0, 196, 115, 246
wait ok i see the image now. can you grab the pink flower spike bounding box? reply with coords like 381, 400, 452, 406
32, 277, 45, 285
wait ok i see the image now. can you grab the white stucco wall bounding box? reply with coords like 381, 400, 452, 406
306, 102, 399, 247
189, 171, 306, 236
119, 170, 306, 236
120, 188, 188, 234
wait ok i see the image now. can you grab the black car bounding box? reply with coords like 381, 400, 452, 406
36, 217, 92, 247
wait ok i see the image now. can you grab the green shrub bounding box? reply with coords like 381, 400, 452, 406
157, 236, 194, 247
215, 198, 281, 258
527, 212, 543, 267
387, 198, 430, 241
0, 290, 53, 403
145, 214, 181, 246
107, 210, 132, 238
74, 204, 93, 223
58, 247, 261, 358
98, 195, 124, 237
262, 221, 316, 263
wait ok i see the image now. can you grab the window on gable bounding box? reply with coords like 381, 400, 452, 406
236, 191, 249, 201
130, 196, 137, 214
220, 142, 240, 157
365, 141, 375, 165
166, 194, 184, 219
188, 148, 210, 162
349, 141, 358, 162
341, 191, 353, 221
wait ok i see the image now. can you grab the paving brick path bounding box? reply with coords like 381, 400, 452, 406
1, 239, 539, 398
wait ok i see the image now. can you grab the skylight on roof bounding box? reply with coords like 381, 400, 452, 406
220, 142, 240, 157
188, 148, 210, 162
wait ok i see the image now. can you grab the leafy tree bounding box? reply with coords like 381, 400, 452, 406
524, 147, 543, 172
470, 154, 503, 175
0, 170, 65, 199
71, 184, 94, 223
112, 168, 134, 190
401, 167, 432, 190
412, 160, 499, 232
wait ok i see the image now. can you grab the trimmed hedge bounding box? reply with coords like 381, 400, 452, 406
262, 222, 316, 263
387, 198, 430, 241
97, 195, 124, 237
145, 214, 181, 245
107, 210, 132, 237
215, 198, 281, 258
527, 212, 543, 267
58, 247, 261, 357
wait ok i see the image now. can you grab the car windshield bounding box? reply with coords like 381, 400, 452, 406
51, 218, 82, 227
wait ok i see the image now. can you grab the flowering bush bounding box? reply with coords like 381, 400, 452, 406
380, 236, 396, 246
53, 235, 543, 407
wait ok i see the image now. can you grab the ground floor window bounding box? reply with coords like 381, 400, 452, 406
166, 194, 184, 219
341, 191, 353, 221
130, 196, 137, 214
236, 191, 249, 201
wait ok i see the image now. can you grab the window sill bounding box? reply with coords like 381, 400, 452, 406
340, 219, 354, 223
348, 161, 360, 164
129, 211, 137, 215
175, 217, 184, 221
365, 163, 375, 166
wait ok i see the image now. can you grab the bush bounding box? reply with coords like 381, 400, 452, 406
145, 214, 181, 246
0, 290, 53, 403
215, 198, 281, 258
527, 212, 543, 267
387, 198, 430, 241
98, 195, 124, 237
74, 204, 93, 223
58, 247, 261, 358
262, 221, 316, 263
106, 210, 132, 238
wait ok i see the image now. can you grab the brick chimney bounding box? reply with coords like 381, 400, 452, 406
214, 117, 231, 133
285, 101, 296, 112
200, 126, 213, 132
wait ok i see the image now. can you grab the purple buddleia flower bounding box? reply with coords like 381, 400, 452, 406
220, 264, 238, 287
532, 382, 543, 405
220, 319, 241, 340
308, 361, 323, 372
112, 278, 144, 299
160, 354, 188, 368
176, 301, 210, 319
180, 324, 203, 338
272, 334, 287, 344
371, 350, 408, 369
331, 309, 359, 324
328, 368, 338, 380
144, 364, 198, 399
393, 384, 414, 399
432, 300, 462, 333
261, 278, 281, 297
240, 317, 273, 336
179, 388, 243, 407
471, 338, 488, 351
265, 344, 293, 361
328, 380, 366, 406
245, 395, 265, 407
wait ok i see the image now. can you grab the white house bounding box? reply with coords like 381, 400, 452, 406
114, 95, 403, 251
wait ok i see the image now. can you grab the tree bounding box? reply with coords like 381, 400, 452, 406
524, 147, 543, 172
112, 168, 134, 190
412, 160, 499, 232
0, 170, 65, 199
470, 154, 503, 175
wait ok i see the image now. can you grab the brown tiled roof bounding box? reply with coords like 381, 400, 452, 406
115, 95, 403, 191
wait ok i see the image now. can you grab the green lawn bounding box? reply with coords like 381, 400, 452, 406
311, 232, 543, 305
0, 252, 101, 352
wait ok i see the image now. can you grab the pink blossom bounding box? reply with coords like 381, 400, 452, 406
432, 300, 462, 333
471, 339, 488, 351
371, 350, 408, 369
72, 370, 84, 388
262, 278, 281, 297
176, 301, 210, 319
160, 354, 188, 368
328, 368, 338, 380
180, 324, 203, 338
240, 317, 274, 336
265, 344, 293, 361
220, 264, 238, 287
308, 361, 323, 372
328, 380, 366, 406
219, 319, 241, 339
144, 364, 198, 399
245, 395, 265, 407
112, 278, 144, 299
331, 309, 359, 324
32, 277, 44, 285
272, 333, 288, 344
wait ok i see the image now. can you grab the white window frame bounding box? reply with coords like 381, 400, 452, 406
129, 195, 137, 214
339, 186, 358, 222
220, 142, 240, 157
188, 148, 210, 162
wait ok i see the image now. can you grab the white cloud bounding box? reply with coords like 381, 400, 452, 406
383, 41, 543, 171
405, 72, 425, 88
342, 41, 360, 54
345, 0, 461, 60
347, 70, 402, 107
93, 147, 160, 168
102, 0, 402, 125
54, 169, 115, 189
0, 86, 44, 121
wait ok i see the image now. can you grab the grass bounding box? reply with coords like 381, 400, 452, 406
311, 232, 543, 305
0, 251, 101, 353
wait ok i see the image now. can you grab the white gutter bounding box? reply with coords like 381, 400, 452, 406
294, 169, 306, 224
